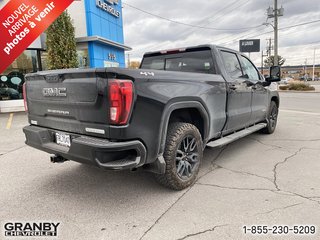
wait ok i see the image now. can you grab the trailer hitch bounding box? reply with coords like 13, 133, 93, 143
50, 155, 68, 163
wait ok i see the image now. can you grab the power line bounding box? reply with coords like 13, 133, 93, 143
184, 0, 252, 33
186, 0, 262, 47
221, 29, 273, 46
125, 0, 249, 53
123, 2, 261, 31
205, 0, 255, 26
280, 19, 320, 31
173, 0, 254, 42
125, 3, 320, 63
126, 0, 257, 53
163, 0, 260, 51
215, 26, 266, 45
220, 19, 320, 46
276, 41, 320, 49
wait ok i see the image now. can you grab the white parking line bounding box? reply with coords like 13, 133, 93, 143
280, 109, 320, 116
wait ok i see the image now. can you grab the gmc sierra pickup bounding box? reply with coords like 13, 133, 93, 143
23, 44, 281, 190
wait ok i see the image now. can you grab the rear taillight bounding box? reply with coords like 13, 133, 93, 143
108, 79, 133, 125
23, 82, 28, 112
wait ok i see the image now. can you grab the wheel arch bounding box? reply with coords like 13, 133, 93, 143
157, 101, 210, 157
271, 95, 280, 108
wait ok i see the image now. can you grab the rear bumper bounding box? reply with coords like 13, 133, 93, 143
23, 125, 147, 170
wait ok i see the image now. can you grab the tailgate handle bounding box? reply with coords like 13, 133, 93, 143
45, 74, 62, 83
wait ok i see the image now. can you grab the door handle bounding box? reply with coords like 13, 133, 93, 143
229, 84, 237, 90
245, 81, 255, 87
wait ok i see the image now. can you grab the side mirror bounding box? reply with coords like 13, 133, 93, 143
266, 66, 281, 82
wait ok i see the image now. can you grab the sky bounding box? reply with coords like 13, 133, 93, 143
122, 0, 320, 67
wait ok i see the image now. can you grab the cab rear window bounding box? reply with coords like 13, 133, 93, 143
141, 50, 215, 74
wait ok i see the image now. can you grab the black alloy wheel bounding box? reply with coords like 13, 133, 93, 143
155, 122, 203, 190
176, 135, 199, 180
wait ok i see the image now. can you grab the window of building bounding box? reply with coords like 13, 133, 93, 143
77, 43, 90, 68
0, 50, 40, 101
78, 49, 90, 68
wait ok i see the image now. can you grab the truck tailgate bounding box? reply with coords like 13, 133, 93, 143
25, 68, 110, 138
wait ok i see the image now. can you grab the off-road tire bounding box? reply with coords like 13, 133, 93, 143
261, 101, 279, 134
155, 122, 203, 190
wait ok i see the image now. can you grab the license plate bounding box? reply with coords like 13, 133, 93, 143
55, 132, 71, 147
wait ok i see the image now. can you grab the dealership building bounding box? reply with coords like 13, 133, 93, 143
0, 0, 131, 112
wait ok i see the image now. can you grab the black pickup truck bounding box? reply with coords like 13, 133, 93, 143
23, 44, 280, 190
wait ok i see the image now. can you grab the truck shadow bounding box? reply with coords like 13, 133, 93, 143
37, 134, 261, 204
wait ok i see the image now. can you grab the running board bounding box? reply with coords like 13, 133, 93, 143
206, 123, 267, 148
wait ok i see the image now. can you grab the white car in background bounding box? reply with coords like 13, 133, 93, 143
279, 77, 294, 85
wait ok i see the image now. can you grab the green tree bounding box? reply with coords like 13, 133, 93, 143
129, 61, 141, 69
264, 55, 286, 67
46, 11, 78, 69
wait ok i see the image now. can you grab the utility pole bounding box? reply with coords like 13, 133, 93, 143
127, 53, 131, 68
313, 48, 316, 81
274, 0, 278, 66
266, 38, 273, 57
304, 58, 308, 81
262, 38, 272, 74
266, 1, 284, 66
261, 50, 268, 75
261, 51, 264, 75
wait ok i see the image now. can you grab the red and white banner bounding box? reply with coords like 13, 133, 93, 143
0, 0, 74, 73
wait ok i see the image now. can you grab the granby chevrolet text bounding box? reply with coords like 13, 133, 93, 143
4, 222, 60, 237
23, 45, 281, 190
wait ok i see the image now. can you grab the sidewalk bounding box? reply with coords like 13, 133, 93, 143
311, 84, 320, 92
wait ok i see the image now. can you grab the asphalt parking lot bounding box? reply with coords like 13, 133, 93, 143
1, 92, 320, 240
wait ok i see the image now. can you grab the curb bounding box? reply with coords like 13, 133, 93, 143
278, 90, 320, 93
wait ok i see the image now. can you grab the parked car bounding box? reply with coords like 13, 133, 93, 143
0, 72, 24, 100
279, 77, 293, 85
0, 84, 20, 100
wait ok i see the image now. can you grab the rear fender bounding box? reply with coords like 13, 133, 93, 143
157, 101, 210, 156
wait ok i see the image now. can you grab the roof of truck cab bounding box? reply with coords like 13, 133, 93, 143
143, 44, 238, 57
